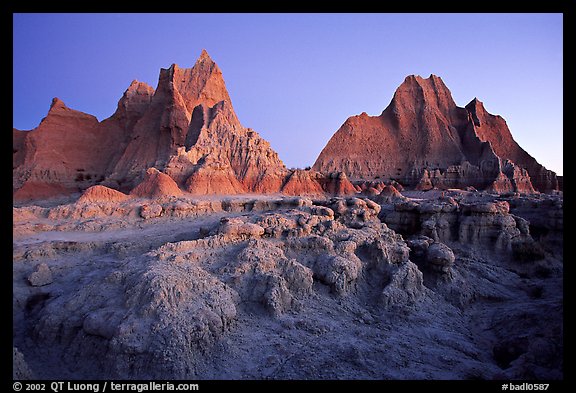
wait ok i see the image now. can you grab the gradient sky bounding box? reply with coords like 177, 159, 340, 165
13, 13, 563, 175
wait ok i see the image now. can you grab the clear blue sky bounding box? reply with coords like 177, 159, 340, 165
13, 13, 563, 175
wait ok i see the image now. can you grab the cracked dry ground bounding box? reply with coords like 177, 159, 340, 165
13, 193, 563, 380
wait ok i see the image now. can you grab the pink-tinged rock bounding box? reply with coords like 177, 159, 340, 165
78, 185, 130, 203
185, 157, 247, 195
313, 74, 556, 193
130, 168, 183, 198
281, 170, 325, 196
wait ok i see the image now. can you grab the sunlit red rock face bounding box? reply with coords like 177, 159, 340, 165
163, 99, 287, 195
13, 50, 288, 201
280, 170, 325, 197
313, 75, 558, 193
13, 60, 557, 201
130, 168, 184, 198
13, 97, 130, 200
77, 185, 130, 203
105, 50, 288, 193
13, 81, 155, 201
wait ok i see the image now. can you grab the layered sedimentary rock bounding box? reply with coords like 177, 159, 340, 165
13, 50, 288, 200
13, 99, 107, 199
313, 75, 558, 193
13, 81, 155, 201
380, 193, 541, 261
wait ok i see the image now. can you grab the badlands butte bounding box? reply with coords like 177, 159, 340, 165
13, 50, 562, 380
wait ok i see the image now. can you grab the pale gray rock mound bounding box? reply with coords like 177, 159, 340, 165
27, 263, 53, 287
218, 218, 265, 240
380, 261, 426, 309
29, 255, 239, 379
314, 254, 362, 295
425, 242, 455, 274
230, 239, 313, 316
383, 195, 536, 259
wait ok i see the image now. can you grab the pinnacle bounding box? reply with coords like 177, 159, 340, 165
197, 49, 213, 63
466, 97, 485, 110
49, 97, 66, 110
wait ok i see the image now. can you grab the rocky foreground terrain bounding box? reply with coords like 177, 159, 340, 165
13, 187, 562, 379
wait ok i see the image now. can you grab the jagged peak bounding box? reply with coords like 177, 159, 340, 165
465, 98, 488, 127
402, 74, 445, 84
398, 74, 450, 92
466, 97, 485, 110
124, 80, 155, 95
49, 97, 67, 110
390, 73, 456, 114
197, 49, 214, 63
428, 74, 449, 89
163, 50, 216, 77
154, 49, 231, 113
40, 96, 98, 126
165, 63, 179, 73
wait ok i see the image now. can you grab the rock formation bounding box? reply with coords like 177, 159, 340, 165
130, 168, 184, 198
313, 75, 558, 193
13, 195, 430, 378
379, 192, 542, 261
465, 99, 557, 192
108, 50, 288, 192
317, 172, 357, 196
77, 185, 131, 204
281, 170, 325, 196
14, 56, 558, 200
13, 99, 106, 199
13, 50, 288, 200
12, 51, 563, 381
163, 99, 287, 194
13, 188, 563, 379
